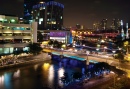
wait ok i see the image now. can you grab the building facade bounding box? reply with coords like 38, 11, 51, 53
32, 1, 64, 30
0, 15, 37, 55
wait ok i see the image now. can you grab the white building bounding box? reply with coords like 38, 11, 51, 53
0, 15, 37, 55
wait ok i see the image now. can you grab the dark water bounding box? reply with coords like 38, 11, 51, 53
0, 61, 80, 89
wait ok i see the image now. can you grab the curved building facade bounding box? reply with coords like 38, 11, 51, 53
32, 1, 64, 30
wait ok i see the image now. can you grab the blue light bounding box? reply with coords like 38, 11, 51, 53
32, 1, 64, 9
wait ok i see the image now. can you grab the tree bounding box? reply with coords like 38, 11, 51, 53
48, 40, 53, 46
53, 40, 59, 48
57, 42, 63, 49
37, 31, 43, 43
117, 51, 124, 62
28, 43, 42, 55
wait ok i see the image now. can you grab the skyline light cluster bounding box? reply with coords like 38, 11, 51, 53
0, 0, 130, 28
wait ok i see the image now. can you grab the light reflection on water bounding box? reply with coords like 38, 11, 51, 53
13, 69, 20, 78
48, 65, 54, 88
0, 75, 4, 87
0, 61, 79, 89
58, 68, 65, 87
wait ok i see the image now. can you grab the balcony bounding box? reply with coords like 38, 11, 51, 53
0, 43, 29, 48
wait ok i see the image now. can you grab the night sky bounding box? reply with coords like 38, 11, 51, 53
0, 0, 130, 28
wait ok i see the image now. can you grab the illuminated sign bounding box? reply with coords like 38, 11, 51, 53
50, 32, 66, 37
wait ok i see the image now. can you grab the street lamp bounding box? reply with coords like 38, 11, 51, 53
50, 46, 53, 53
112, 50, 116, 59
86, 51, 89, 65
96, 48, 99, 55
104, 46, 107, 54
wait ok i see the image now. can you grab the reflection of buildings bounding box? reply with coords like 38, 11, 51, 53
0, 15, 37, 54
32, 1, 64, 30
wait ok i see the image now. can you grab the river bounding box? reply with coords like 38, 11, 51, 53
0, 60, 81, 89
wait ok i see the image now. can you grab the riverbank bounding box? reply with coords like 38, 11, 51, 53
0, 53, 49, 70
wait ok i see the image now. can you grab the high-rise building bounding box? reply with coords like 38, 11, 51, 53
0, 15, 37, 55
111, 18, 121, 30
101, 19, 107, 30
24, 0, 39, 23
24, 0, 53, 23
32, 1, 64, 30
93, 22, 100, 30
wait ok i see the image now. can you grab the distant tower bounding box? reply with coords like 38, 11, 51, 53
126, 23, 129, 39
76, 24, 81, 29
101, 19, 107, 30
121, 20, 125, 40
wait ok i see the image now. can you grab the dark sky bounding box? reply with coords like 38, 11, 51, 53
0, 0, 130, 28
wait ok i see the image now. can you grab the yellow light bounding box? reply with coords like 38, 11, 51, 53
62, 44, 66, 48
42, 41, 49, 45
42, 63, 50, 71
40, 1, 44, 3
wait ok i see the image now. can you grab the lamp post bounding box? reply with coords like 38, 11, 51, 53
96, 48, 99, 55
104, 46, 107, 54
86, 51, 89, 66
50, 46, 53, 53
112, 50, 116, 59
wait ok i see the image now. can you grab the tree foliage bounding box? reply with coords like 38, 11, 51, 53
28, 43, 42, 55
48, 40, 54, 46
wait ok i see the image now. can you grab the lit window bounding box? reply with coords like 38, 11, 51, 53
36, 17, 38, 19
39, 18, 43, 21
60, 16, 62, 19
43, 7, 45, 9
37, 13, 40, 16
39, 21, 41, 24
10, 19, 15, 23
40, 7, 43, 10
47, 12, 50, 15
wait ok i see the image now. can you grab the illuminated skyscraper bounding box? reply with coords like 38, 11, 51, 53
126, 23, 129, 39
32, 1, 64, 30
93, 22, 100, 30
24, 0, 54, 23
101, 19, 107, 30
111, 18, 121, 30
121, 20, 125, 40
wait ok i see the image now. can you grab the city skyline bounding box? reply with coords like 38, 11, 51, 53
0, 0, 130, 28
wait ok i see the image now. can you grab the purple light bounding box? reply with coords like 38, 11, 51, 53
50, 32, 66, 37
